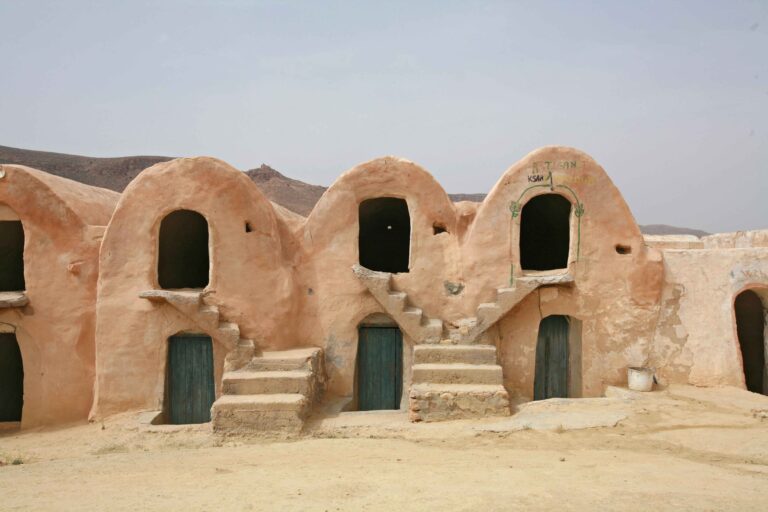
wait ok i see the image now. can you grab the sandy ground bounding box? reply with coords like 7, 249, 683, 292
1, 385, 768, 512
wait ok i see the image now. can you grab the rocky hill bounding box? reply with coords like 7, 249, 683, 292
0, 145, 708, 234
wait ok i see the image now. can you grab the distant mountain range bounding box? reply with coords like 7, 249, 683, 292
0, 145, 709, 235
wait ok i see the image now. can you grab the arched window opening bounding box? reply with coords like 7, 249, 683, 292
735, 290, 766, 395
0, 220, 25, 291
520, 194, 571, 271
0, 333, 23, 422
358, 198, 410, 273
158, 210, 210, 289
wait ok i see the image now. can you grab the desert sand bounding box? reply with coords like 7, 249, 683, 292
1, 385, 767, 511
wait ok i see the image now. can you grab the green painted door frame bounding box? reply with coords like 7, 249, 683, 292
357, 326, 403, 410
534, 315, 569, 400
167, 334, 215, 424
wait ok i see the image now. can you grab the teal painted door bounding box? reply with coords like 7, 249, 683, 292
534, 315, 569, 400
357, 327, 403, 410
168, 334, 215, 424
0, 333, 23, 422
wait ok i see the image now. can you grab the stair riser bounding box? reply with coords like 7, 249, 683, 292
224, 377, 311, 395
247, 360, 308, 371
409, 387, 510, 422
414, 349, 497, 365
212, 409, 306, 433
412, 367, 503, 385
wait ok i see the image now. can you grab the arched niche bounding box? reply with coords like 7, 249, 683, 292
735, 289, 766, 395
358, 198, 410, 273
520, 194, 571, 272
158, 209, 210, 289
0, 203, 25, 292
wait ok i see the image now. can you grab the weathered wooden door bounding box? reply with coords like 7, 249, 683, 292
357, 327, 403, 410
0, 333, 23, 422
167, 334, 215, 424
534, 315, 569, 400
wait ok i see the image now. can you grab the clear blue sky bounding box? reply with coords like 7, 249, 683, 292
1, 1, 766, 232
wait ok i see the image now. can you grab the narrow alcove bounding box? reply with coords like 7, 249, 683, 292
358, 198, 410, 273
0, 220, 25, 291
158, 210, 210, 289
0, 333, 23, 422
520, 194, 571, 271
735, 290, 766, 394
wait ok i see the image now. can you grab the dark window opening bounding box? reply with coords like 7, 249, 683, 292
615, 244, 632, 255
735, 290, 765, 395
358, 198, 410, 273
0, 221, 25, 292
0, 333, 23, 422
520, 194, 571, 271
158, 210, 210, 289
245, 221, 253, 233
433, 222, 447, 235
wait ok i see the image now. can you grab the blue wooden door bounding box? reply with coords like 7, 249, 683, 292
357, 327, 403, 410
168, 334, 215, 424
534, 315, 569, 400
0, 333, 23, 422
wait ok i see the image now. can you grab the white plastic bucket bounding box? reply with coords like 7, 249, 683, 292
627, 366, 654, 392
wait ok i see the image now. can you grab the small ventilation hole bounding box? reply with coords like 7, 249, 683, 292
615, 244, 631, 255
433, 222, 447, 235
245, 222, 253, 233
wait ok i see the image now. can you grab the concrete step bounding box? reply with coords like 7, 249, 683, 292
198, 305, 220, 330
217, 322, 240, 345
422, 318, 444, 342
387, 291, 408, 311
476, 302, 502, 325
411, 363, 503, 385
211, 394, 308, 433
247, 348, 322, 371
409, 383, 510, 422
222, 370, 312, 395
495, 287, 521, 309
414, 345, 497, 365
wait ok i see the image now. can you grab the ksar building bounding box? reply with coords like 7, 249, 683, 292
0, 147, 765, 432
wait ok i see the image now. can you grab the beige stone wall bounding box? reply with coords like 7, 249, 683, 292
0, 165, 119, 427
92, 158, 300, 417
291, 147, 664, 402
481, 148, 663, 400
650, 234, 768, 388
18, 147, 758, 424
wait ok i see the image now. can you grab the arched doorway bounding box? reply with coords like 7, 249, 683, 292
356, 321, 403, 410
534, 315, 570, 400
358, 197, 410, 273
0, 333, 23, 422
158, 210, 210, 289
520, 194, 571, 271
166, 333, 215, 424
0, 219, 25, 291
735, 290, 766, 394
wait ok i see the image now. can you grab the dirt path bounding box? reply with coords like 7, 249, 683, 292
1, 386, 767, 511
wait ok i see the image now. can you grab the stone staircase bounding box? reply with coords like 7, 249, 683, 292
353, 265, 575, 422
139, 289, 255, 371
352, 264, 443, 343
211, 347, 325, 434
409, 344, 510, 422
448, 272, 575, 344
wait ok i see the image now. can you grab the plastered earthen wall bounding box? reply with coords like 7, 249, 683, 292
647, 233, 768, 389
0, 165, 119, 427
3, 147, 766, 427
